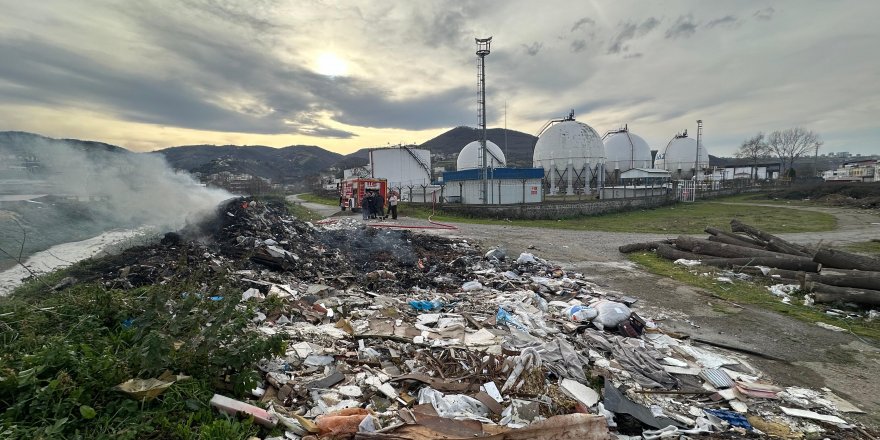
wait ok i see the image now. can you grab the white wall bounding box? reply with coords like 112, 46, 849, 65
445, 179, 542, 204
370, 148, 432, 187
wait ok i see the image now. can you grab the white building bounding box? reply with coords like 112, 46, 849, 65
443, 168, 544, 204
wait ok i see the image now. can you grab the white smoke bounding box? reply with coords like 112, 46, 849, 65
4, 137, 232, 232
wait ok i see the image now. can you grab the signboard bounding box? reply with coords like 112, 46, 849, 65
530, 186, 538, 195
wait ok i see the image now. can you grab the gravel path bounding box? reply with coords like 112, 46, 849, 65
286, 194, 341, 218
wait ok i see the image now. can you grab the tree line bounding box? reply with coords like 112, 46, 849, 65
736, 127, 823, 180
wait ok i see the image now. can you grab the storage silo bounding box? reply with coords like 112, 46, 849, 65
456, 140, 506, 170
654, 131, 710, 179
533, 113, 605, 195
603, 126, 653, 184
369, 146, 432, 188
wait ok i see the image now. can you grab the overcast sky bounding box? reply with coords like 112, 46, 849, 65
1, 0, 878, 156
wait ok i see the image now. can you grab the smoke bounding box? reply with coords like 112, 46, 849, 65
1, 136, 232, 240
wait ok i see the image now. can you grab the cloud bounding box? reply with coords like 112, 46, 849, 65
623, 53, 643, 59
608, 17, 660, 54
705, 15, 739, 28
753, 7, 775, 21
665, 14, 699, 39
522, 41, 544, 56
570, 39, 588, 53
571, 17, 595, 32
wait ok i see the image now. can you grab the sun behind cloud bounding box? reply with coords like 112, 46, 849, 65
315, 52, 348, 77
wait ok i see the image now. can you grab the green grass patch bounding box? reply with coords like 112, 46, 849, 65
628, 252, 880, 340
712, 193, 813, 206
285, 201, 325, 223
297, 193, 339, 206
843, 241, 880, 256
400, 200, 837, 234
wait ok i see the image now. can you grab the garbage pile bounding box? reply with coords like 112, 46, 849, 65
78, 199, 875, 439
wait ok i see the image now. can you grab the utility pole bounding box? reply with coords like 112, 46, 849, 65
476, 37, 492, 204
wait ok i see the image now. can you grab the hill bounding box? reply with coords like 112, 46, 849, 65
156, 144, 343, 184
0, 131, 127, 157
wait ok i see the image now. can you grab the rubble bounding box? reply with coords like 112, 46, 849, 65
55, 198, 876, 438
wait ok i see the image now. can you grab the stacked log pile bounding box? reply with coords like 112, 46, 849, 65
620, 219, 880, 307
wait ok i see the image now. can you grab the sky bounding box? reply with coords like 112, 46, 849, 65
1, 0, 878, 156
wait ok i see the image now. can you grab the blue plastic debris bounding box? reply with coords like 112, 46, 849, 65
496, 308, 527, 331
409, 299, 442, 311
209, 296, 224, 301
121, 318, 135, 328
705, 409, 752, 431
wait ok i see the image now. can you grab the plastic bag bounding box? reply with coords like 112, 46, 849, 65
562, 305, 598, 322
592, 300, 631, 330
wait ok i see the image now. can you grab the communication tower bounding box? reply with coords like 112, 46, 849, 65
476, 37, 492, 204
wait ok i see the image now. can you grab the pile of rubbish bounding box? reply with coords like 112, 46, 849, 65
75, 199, 876, 439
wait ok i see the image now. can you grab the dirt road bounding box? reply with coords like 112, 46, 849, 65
426, 205, 880, 426
287, 194, 341, 217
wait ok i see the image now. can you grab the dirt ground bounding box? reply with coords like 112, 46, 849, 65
300, 197, 880, 426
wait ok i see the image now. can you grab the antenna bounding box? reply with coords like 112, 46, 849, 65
695, 120, 703, 180
504, 100, 508, 160
476, 36, 492, 204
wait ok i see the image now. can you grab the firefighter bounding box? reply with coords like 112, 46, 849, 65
361, 190, 373, 220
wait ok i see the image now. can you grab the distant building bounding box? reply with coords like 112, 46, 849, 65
822, 159, 878, 182
443, 168, 544, 204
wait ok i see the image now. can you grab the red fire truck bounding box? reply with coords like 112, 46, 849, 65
340, 178, 387, 212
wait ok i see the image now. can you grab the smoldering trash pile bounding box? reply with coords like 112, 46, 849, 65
39, 199, 876, 439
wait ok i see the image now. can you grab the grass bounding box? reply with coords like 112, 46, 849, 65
285, 201, 325, 223
843, 241, 880, 256
712, 193, 813, 206
628, 252, 880, 340
297, 192, 339, 206
399, 200, 837, 234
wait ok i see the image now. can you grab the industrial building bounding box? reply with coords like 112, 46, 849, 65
365, 146, 439, 201
602, 126, 654, 185
533, 112, 606, 195
443, 168, 543, 204
654, 128, 710, 179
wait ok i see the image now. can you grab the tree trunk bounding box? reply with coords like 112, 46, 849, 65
804, 282, 880, 306
813, 248, 880, 271
655, 244, 703, 261
803, 271, 880, 291
619, 240, 673, 254
729, 220, 811, 257
676, 236, 792, 259
705, 227, 766, 247
698, 257, 818, 272
707, 235, 766, 250
656, 244, 819, 271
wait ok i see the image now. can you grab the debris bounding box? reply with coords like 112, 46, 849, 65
210, 394, 278, 428
815, 321, 847, 332
780, 406, 847, 425
113, 374, 189, 401
560, 378, 599, 408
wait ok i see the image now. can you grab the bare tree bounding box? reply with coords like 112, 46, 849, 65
735, 133, 771, 180
768, 128, 823, 179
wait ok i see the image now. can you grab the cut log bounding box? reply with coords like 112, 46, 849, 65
676, 236, 795, 259
698, 257, 819, 272
729, 219, 812, 257
707, 235, 766, 250
656, 244, 819, 272
803, 272, 880, 291
655, 244, 703, 261
804, 282, 880, 306
618, 240, 673, 254
813, 248, 880, 272
705, 227, 766, 247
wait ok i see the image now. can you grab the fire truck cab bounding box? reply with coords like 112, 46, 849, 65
340, 178, 387, 212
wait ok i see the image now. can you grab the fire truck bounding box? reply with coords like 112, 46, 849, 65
339, 178, 387, 212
